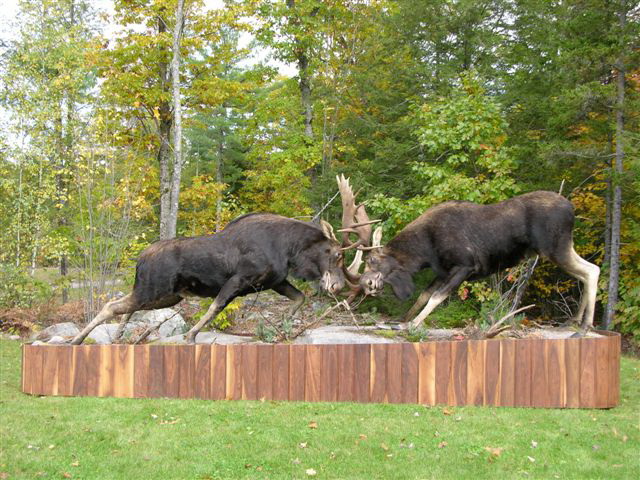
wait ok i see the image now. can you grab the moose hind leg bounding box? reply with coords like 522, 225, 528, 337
408, 267, 472, 329
556, 248, 600, 329
71, 293, 139, 345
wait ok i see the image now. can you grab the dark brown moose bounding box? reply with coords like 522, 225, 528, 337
71, 213, 347, 345
359, 191, 600, 329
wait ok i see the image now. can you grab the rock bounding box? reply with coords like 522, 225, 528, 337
87, 324, 119, 345
126, 308, 187, 339
34, 322, 80, 342
156, 331, 254, 345
47, 335, 67, 344
293, 325, 400, 344
31, 340, 45, 346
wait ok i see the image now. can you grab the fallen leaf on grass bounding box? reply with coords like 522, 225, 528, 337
622, 435, 628, 442
305, 468, 317, 476
159, 418, 179, 425
438, 441, 448, 448
380, 443, 389, 451
442, 408, 454, 415
292, 458, 301, 465
62, 473, 72, 479
308, 421, 318, 429
299, 442, 308, 449
485, 447, 503, 462
71, 461, 80, 467
592, 445, 600, 451
0, 473, 8, 479
530, 440, 538, 448
359, 434, 367, 440
527, 456, 535, 463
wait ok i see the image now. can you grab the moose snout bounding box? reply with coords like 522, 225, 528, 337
321, 271, 344, 294
361, 271, 384, 295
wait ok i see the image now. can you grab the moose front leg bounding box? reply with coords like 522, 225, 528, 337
273, 280, 306, 318
403, 278, 444, 323
185, 276, 247, 344
408, 267, 472, 329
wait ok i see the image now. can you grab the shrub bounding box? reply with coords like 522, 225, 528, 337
0, 265, 52, 308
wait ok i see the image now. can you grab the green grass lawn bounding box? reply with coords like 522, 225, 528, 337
1, 339, 638, 479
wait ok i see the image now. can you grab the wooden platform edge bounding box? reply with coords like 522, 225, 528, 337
21, 331, 621, 409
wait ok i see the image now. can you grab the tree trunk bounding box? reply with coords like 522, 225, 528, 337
166, 0, 186, 239
157, 14, 173, 240
603, 6, 626, 330
216, 116, 225, 233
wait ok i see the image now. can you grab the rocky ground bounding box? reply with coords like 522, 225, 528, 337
1, 290, 606, 346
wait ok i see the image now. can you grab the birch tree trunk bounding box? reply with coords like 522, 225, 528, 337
603, 4, 627, 329
165, 0, 186, 239
157, 14, 173, 240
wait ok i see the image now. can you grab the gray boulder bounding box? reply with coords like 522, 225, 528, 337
126, 308, 187, 340
293, 325, 400, 345
47, 335, 67, 344
34, 322, 80, 342
87, 324, 119, 345
157, 331, 253, 345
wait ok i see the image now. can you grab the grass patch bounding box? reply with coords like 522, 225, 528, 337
1, 338, 638, 479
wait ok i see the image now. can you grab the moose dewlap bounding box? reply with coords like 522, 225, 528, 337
23, 332, 619, 408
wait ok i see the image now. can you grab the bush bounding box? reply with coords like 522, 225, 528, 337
0, 265, 52, 308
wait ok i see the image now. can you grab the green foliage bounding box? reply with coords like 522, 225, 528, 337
369, 74, 517, 238
0, 266, 52, 308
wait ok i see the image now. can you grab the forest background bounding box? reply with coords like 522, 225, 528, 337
0, 0, 638, 341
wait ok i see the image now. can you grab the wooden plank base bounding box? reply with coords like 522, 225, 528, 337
21, 332, 620, 408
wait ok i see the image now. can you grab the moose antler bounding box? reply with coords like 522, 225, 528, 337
336, 174, 380, 251
335, 175, 383, 303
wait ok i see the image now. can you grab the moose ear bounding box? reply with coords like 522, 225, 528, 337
320, 220, 338, 242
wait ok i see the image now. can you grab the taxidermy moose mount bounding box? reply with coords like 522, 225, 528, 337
357, 191, 601, 329
71, 176, 375, 345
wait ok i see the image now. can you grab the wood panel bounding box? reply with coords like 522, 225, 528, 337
547, 340, 565, 408
450, 341, 467, 406
257, 344, 273, 401
320, 345, 338, 402
21, 333, 621, 408
531, 339, 549, 408
595, 338, 610, 408
370, 344, 387, 403
514, 338, 532, 407
289, 345, 305, 401
337, 345, 355, 402
210, 345, 226, 400
148, 345, 164, 398
499, 340, 515, 407
353, 345, 370, 403
242, 344, 258, 401
194, 345, 211, 400
178, 345, 195, 399
466, 340, 485, 406
304, 345, 322, 402
386, 344, 402, 404
401, 344, 418, 404
272, 344, 290, 401
418, 342, 436, 406
565, 338, 581, 408
134, 345, 150, 398
41, 346, 59, 396
579, 338, 596, 408
435, 342, 450, 405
